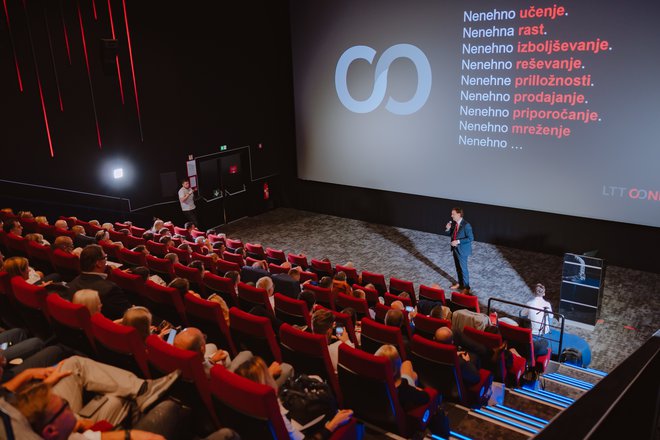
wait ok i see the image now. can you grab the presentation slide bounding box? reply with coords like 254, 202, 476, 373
289, 0, 660, 228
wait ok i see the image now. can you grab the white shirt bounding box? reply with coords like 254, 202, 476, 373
328, 340, 355, 373
525, 296, 552, 335
178, 187, 195, 211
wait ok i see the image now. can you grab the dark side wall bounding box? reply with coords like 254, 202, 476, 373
1, 1, 657, 273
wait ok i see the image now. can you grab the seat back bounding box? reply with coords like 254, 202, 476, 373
245, 243, 265, 260
109, 268, 144, 304
173, 226, 189, 237
0, 271, 22, 328
373, 303, 413, 341
361, 271, 387, 294
168, 246, 192, 265
335, 293, 370, 320
265, 248, 285, 265
145, 334, 216, 424
139, 281, 188, 326
389, 277, 416, 306
410, 335, 464, 401
117, 247, 147, 268
298, 270, 317, 283
353, 284, 380, 308
191, 252, 216, 273
498, 320, 535, 367
237, 282, 274, 318
383, 292, 412, 307
229, 307, 281, 364
215, 258, 241, 274
19, 217, 39, 234
173, 263, 203, 291
77, 219, 102, 237
305, 285, 334, 310
450, 291, 480, 313
130, 226, 146, 237
202, 272, 237, 306
267, 262, 288, 275
36, 223, 56, 241
183, 240, 204, 255
419, 285, 446, 304
25, 240, 53, 273
279, 323, 341, 402
360, 317, 407, 359
90, 313, 150, 378
310, 258, 333, 278
10, 276, 51, 339
224, 238, 243, 252
99, 241, 121, 262
273, 293, 311, 327
184, 293, 236, 356
46, 294, 96, 355
5, 233, 27, 257
145, 254, 174, 282
286, 253, 309, 270
146, 240, 168, 257
335, 265, 359, 286
463, 326, 505, 381
209, 364, 288, 440
337, 343, 405, 434
119, 234, 145, 250
222, 251, 245, 268
50, 249, 81, 282
413, 314, 451, 340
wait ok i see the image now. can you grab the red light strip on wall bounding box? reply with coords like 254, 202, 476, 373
78, 0, 102, 148
59, 0, 71, 64
22, 0, 54, 156
122, 0, 143, 141
91, 0, 97, 20
107, 0, 124, 104
44, 7, 64, 111
2, 0, 24, 91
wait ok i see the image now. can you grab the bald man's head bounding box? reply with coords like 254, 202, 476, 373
174, 327, 205, 354
434, 327, 453, 344
390, 300, 404, 311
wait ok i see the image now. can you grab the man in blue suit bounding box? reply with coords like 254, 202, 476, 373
442, 207, 474, 293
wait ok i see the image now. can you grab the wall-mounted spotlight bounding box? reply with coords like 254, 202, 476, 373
113, 168, 124, 179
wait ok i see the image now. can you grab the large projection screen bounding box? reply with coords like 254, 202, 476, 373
290, 0, 660, 228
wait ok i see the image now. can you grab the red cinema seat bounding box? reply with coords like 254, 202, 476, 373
412, 314, 451, 341
117, 247, 147, 268
359, 317, 407, 361
202, 272, 237, 307
419, 285, 446, 304
245, 243, 266, 260
265, 247, 286, 265
229, 307, 281, 364
463, 325, 506, 382
46, 294, 96, 356
25, 240, 53, 274
286, 253, 309, 270
389, 277, 416, 306
410, 335, 492, 407
450, 291, 480, 314
225, 238, 243, 252
338, 343, 439, 437
222, 251, 245, 268
173, 262, 203, 292
498, 320, 552, 374
168, 246, 192, 265
237, 282, 274, 319
306, 284, 334, 310
91, 313, 150, 378
310, 258, 334, 279
384, 292, 413, 308
50, 249, 81, 282
336, 293, 370, 321
184, 292, 236, 356
145, 240, 168, 257
335, 265, 359, 286
10, 276, 51, 340
146, 255, 175, 282
139, 281, 188, 326
361, 271, 387, 295
215, 259, 241, 274
273, 293, 311, 328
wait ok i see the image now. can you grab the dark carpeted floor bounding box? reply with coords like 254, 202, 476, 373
216, 208, 660, 373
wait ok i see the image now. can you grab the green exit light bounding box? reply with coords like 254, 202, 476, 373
220, 145, 227, 151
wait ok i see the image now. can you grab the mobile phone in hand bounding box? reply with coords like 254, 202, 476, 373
405, 306, 414, 313
335, 326, 344, 337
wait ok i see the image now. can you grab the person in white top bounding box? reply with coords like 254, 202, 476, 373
523, 283, 552, 335
178, 178, 198, 227
311, 308, 354, 373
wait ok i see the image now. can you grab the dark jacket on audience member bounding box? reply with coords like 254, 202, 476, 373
271, 273, 301, 299
66, 273, 131, 320
240, 265, 270, 284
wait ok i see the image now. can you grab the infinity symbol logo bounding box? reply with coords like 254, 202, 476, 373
335, 44, 432, 115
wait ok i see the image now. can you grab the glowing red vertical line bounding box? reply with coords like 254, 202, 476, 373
3, 0, 24, 91
78, 0, 102, 148
59, 0, 71, 64
122, 0, 143, 141
22, 0, 54, 156
91, 0, 97, 20
107, 0, 124, 104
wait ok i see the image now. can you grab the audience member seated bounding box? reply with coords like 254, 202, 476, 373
207, 293, 231, 327
0, 355, 181, 436
241, 260, 270, 284
331, 272, 352, 298
234, 355, 353, 439
24, 232, 49, 246
53, 235, 82, 257
272, 267, 302, 298
71, 225, 96, 248
66, 245, 132, 320
375, 344, 449, 437
72, 288, 102, 315
3, 255, 59, 286
311, 309, 354, 373
256, 276, 276, 308
173, 327, 261, 381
